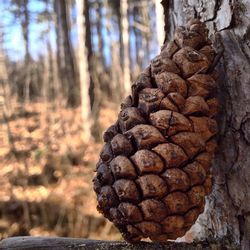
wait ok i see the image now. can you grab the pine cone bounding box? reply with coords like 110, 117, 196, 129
93, 19, 219, 242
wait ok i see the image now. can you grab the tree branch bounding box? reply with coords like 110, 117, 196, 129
0, 236, 240, 250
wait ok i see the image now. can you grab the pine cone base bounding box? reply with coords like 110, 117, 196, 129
93, 19, 219, 242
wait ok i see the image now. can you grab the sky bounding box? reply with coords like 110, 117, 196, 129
0, 0, 56, 61
0, 0, 105, 62
0, 0, 159, 69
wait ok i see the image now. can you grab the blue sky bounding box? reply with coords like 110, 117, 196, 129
0, 0, 107, 61
0, 0, 56, 61
0, 0, 159, 68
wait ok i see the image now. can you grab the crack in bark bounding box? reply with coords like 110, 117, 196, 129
204, 0, 222, 23
240, 115, 250, 145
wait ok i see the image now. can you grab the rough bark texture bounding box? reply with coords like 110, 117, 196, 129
161, 0, 250, 247
0, 236, 240, 250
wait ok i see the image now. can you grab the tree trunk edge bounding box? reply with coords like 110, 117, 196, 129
160, 0, 250, 248
0, 236, 240, 250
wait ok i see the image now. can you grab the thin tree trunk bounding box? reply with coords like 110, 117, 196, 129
134, 28, 143, 76
140, 1, 151, 65
96, 1, 105, 68
0, 47, 10, 155
54, 0, 79, 107
49, 2, 61, 106
132, 7, 143, 76
42, 49, 52, 152
76, 0, 92, 142
116, 2, 123, 68
21, 0, 31, 103
104, 0, 122, 104
84, 0, 95, 108
154, 0, 165, 52
161, 0, 250, 247
85, 0, 102, 141
120, 0, 131, 97
54, 0, 67, 107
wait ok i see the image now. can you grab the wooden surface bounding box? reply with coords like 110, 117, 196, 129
0, 236, 240, 250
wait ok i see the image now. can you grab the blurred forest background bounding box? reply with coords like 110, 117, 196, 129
0, 0, 165, 240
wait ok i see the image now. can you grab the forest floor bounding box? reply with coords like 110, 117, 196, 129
0, 101, 122, 240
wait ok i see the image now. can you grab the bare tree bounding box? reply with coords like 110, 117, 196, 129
0, 46, 10, 155
120, 0, 131, 97
21, 0, 31, 103
54, 0, 79, 107
104, 0, 123, 104
154, 0, 165, 52
96, 1, 105, 68
161, 0, 250, 248
76, 0, 92, 142
10, 0, 31, 102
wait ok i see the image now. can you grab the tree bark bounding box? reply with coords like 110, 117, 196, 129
154, 0, 165, 53
96, 2, 105, 68
54, 0, 64, 103
54, 0, 79, 107
140, 1, 151, 64
0, 47, 11, 155
0, 236, 240, 250
86, 0, 103, 141
104, 0, 123, 104
20, 0, 31, 103
120, 0, 131, 97
83, 0, 95, 109
161, 0, 250, 247
76, 0, 93, 142
133, 6, 143, 75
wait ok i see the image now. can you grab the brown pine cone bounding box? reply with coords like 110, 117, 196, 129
93, 18, 219, 242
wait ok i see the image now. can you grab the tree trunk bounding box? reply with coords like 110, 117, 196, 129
76, 0, 92, 142
0, 236, 240, 250
104, 0, 123, 104
54, 0, 79, 107
140, 1, 151, 65
21, 0, 31, 103
84, 0, 95, 108
154, 0, 165, 53
133, 6, 142, 75
54, 0, 64, 104
0, 47, 10, 156
161, 0, 250, 247
83, 0, 102, 141
96, 2, 105, 68
120, 0, 131, 97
